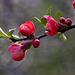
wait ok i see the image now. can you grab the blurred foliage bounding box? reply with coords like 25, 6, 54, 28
0, 0, 75, 75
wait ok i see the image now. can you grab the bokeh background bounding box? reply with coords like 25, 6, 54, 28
0, 0, 75, 75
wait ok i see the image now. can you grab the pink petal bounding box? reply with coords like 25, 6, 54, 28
43, 15, 49, 19
47, 16, 58, 36
8, 44, 22, 52
19, 25, 32, 37
11, 50, 27, 61
24, 21, 35, 33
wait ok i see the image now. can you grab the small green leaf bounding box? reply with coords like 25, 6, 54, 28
55, 12, 63, 22
41, 17, 47, 27
60, 33, 67, 41
18, 32, 22, 37
46, 6, 52, 16
34, 17, 41, 24
0, 28, 9, 38
12, 35, 19, 39
8, 28, 16, 36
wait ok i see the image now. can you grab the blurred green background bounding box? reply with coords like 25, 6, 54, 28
0, 0, 75, 75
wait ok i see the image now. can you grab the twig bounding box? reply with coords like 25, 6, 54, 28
58, 24, 75, 33
10, 24, 75, 42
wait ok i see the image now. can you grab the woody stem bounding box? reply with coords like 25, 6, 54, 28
10, 24, 75, 42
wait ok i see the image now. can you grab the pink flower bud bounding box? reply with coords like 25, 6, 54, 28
8, 44, 27, 61
19, 21, 35, 37
44, 15, 58, 36
59, 17, 65, 23
73, 0, 75, 9
65, 18, 72, 25
32, 39, 40, 48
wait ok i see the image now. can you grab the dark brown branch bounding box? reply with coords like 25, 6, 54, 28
10, 37, 28, 42
10, 34, 47, 42
35, 33, 47, 39
58, 24, 75, 33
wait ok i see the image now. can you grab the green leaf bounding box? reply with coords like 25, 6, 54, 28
34, 17, 47, 27
46, 6, 52, 16
18, 32, 22, 37
41, 17, 47, 27
0, 28, 9, 38
8, 28, 16, 36
34, 17, 41, 25
60, 33, 67, 41
55, 12, 63, 22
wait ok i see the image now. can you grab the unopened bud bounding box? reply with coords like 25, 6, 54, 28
32, 39, 40, 48
59, 17, 65, 23
65, 18, 72, 26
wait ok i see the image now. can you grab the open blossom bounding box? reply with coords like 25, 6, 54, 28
8, 44, 27, 61
19, 21, 35, 37
44, 15, 58, 36
73, 0, 75, 9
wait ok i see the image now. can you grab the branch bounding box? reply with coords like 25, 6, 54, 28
59, 24, 75, 33
10, 34, 47, 42
10, 37, 28, 42
10, 24, 75, 42
35, 33, 47, 39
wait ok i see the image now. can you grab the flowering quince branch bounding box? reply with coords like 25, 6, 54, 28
0, 0, 75, 61
10, 33, 47, 42
9, 37, 28, 42
10, 24, 75, 43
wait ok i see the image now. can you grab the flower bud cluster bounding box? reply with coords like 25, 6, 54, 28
59, 17, 72, 25
8, 39, 40, 61
58, 17, 72, 30
8, 21, 40, 61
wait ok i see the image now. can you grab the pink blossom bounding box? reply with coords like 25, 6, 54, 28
8, 44, 27, 61
44, 15, 58, 36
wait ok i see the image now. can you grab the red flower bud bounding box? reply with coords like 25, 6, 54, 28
59, 17, 65, 23
19, 21, 35, 37
44, 15, 58, 36
65, 18, 72, 25
73, 0, 75, 9
32, 39, 40, 48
